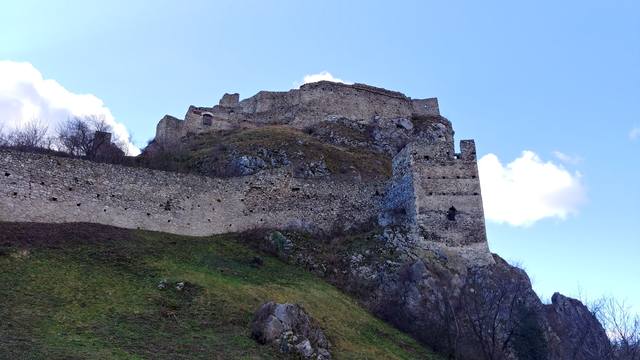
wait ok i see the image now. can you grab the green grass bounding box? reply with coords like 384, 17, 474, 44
0, 223, 440, 360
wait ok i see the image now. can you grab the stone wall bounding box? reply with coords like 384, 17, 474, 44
1, 81, 493, 266
0, 150, 384, 236
382, 139, 493, 265
155, 81, 441, 143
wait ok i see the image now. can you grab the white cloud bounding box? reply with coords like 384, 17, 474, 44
478, 151, 586, 227
0, 60, 139, 155
553, 150, 583, 165
629, 127, 640, 141
298, 71, 351, 86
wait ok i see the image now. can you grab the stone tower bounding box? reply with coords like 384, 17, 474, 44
381, 136, 493, 265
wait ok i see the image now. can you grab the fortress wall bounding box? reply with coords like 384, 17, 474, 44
156, 115, 184, 145
172, 82, 441, 141
411, 98, 440, 116
295, 83, 415, 126
413, 161, 486, 246
412, 140, 492, 264
0, 150, 384, 236
383, 141, 493, 265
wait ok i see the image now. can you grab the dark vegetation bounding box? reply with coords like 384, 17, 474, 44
593, 297, 640, 360
0, 116, 129, 163
0, 222, 440, 359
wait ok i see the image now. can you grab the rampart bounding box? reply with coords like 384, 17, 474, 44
1, 82, 492, 266
155, 81, 441, 145
0, 150, 384, 236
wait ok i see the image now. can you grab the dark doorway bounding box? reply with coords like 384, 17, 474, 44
447, 206, 457, 221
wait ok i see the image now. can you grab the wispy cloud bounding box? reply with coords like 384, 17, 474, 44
297, 71, 351, 87
629, 127, 640, 141
478, 151, 586, 227
553, 150, 583, 165
0, 60, 139, 155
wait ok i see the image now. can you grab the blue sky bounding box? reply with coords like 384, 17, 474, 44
1, 1, 638, 311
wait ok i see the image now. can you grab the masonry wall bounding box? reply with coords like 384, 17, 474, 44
157, 81, 442, 143
383, 140, 493, 265
412, 146, 487, 247
0, 150, 384, 236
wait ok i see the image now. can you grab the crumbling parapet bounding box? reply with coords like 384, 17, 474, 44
381, 139, 493, 266
219, 93, 240, 107
156, 115, 184, 145
411, 98, 440, 116
459, 139, 477, 161
153, 81, 442, 146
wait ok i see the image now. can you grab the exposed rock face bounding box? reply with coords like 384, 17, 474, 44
1, 81, 612, 360
545, 293, 611, 359
229, 154, 267, 176
244, 229, 610, 360
251, 301, 331, 359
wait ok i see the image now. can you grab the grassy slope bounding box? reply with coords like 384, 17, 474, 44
0, 223, 440, 360
143, 125, 391, 179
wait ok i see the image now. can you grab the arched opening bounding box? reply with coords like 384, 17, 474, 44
447, 206, 457, 221
202, 113, 213, 126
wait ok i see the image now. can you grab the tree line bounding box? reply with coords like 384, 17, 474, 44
0, 116, 130, 162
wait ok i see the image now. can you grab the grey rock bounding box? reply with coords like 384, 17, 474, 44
251, 301, 331, 359
295, 339, 313, 358
396, 118, 414, 130
231, 155, 266, 176
294, 159, 331, 178
266, 231, 294, 258
157, 278, 168, 290
545, 293, 611, 359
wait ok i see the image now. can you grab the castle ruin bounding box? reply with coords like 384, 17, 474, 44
0, 81, 492, 265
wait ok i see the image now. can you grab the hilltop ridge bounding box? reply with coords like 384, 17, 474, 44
0, 82, 612, 359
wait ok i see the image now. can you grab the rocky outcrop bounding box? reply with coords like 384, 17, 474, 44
251, 301, 331, 359
545, 293, 611, 359
242, 229, 610, 360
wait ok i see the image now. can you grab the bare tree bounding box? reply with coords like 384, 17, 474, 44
597, 297, 640, 360
56, 115, 124, 160
5, 120, 52, 150
457, 269, 548, 360
0, 124, 7, 147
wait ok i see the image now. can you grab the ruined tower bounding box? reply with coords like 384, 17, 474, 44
2, 81, 493, 266
381, 133, 493, 265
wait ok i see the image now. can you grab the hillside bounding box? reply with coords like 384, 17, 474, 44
141, 125, 392, 180
0, 222, 440, 360
0, 81, 615, 359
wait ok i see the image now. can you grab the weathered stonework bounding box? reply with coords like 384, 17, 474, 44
154, 81, 440, 143
1, 82, 491, 265
380, 139, 493, 265
0, 150, 384, 236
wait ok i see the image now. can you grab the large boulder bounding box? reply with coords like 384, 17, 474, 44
251, 301, 331, 359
